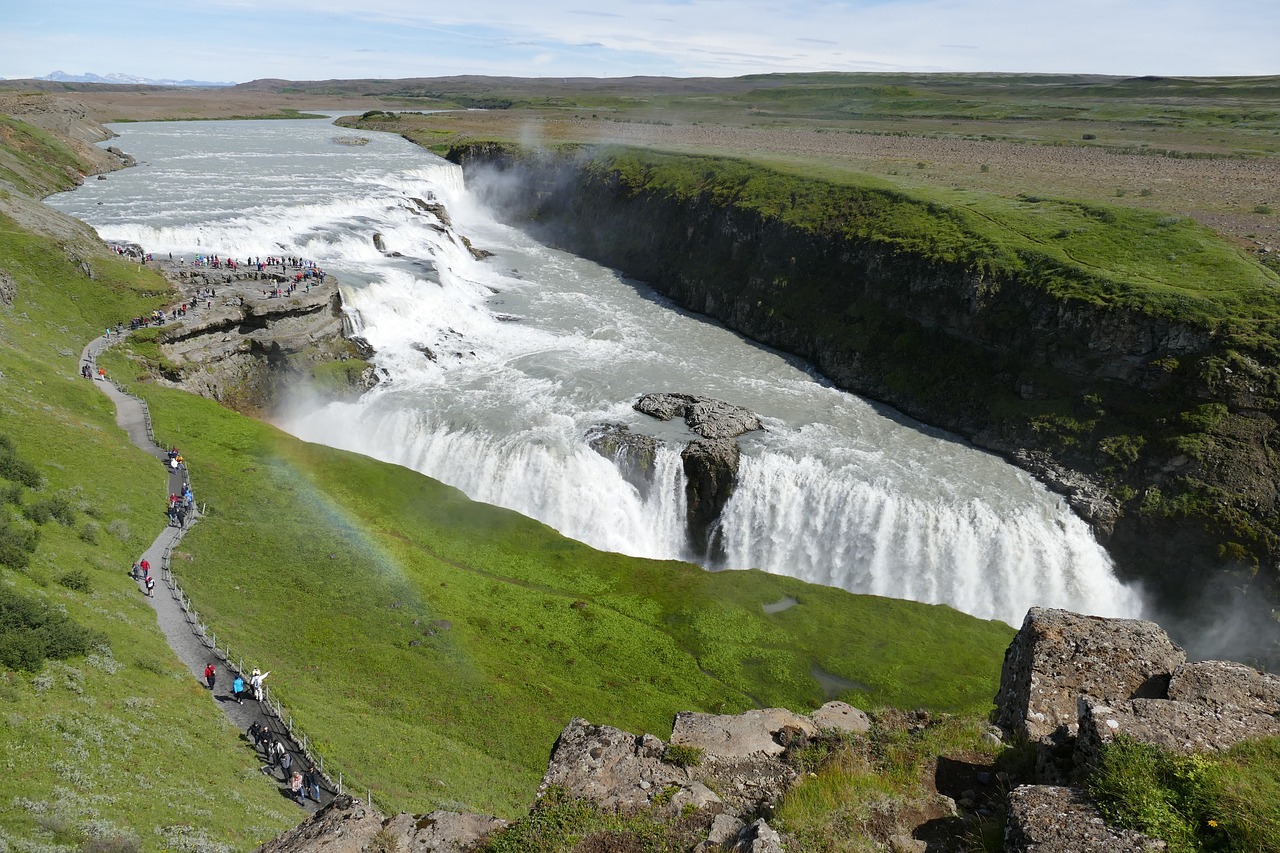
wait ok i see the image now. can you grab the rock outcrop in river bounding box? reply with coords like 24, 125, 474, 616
590, 393, 763, 556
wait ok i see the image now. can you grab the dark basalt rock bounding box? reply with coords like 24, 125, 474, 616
634, 392, 763, 439
348, 336, 376, 360
586, 423, 659, 498
682, 437, 740, 558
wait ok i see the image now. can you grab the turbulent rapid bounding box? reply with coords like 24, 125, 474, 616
50, 116, 1145, 625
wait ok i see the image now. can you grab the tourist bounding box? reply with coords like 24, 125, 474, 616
204, 662, 216, 691
250, 668, 270, 701
289, 771, 306, 805
144, 575, 155, 597
303, 766, 321, 802
232, 673, 246, 704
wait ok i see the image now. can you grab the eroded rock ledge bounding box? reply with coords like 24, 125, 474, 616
137, 258, 376, 412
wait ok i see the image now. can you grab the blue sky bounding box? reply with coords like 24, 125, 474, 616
3, 0, 1277, 82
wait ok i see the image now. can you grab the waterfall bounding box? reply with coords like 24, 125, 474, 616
47, 116, 1145, 628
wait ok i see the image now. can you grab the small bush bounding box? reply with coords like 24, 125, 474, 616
21, 500, 51, 525
1082, 133, 1097, 140
662, 744, 704, 768
1255, 204, 1274, 215
78, 521, 99, 545
0, 585, 104, 670
0, 516, 39, 570
1087, 735, 1280, 852
58, 569, 92, 593
0, 435, 41, 488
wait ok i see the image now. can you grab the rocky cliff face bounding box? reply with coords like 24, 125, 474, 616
138, 260, 374, 413
446, 143, 1280, 663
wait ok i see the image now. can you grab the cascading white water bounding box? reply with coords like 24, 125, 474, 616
48, 115, 1145, 626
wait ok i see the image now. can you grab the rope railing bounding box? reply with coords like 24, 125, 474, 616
93, 325, 379, 809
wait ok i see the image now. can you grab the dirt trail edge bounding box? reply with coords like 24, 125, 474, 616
82, 331, 333, 815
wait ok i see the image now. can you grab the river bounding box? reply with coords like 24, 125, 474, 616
48, 115, 1145, 626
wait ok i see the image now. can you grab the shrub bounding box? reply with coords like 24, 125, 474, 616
1254, 204, 1273, 215
662, 744, 704, 768
0, 585, 104, 670
1087, 735, 1280, 852
78, 521, 99, 545
0, 435, 41, 488
0, 516, 39, 570
1082, 133, 1097, 140
21, 500, 51, 525
106, 519, 131, 542
58, 569, 92, 593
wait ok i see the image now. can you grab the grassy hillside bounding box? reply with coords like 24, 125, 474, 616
89, 346, 1015, 815
0, 216, 301, 851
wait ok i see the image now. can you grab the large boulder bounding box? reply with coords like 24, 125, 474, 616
1075, 696, 1280, 771
671, 708, 818, 759
381, 811, 510, 853
1004, 786, 1166, 852
537, 717, 708, 812
728, 819, 786, 853
994, 608, 1185, 778
255, 796, 386, 853
254, 797, 509, 853
809, 701, 871, 735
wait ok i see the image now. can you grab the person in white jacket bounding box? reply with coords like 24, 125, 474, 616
250, 668, 270, 701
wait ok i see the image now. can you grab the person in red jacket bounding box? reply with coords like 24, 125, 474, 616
203, 663, 216, 691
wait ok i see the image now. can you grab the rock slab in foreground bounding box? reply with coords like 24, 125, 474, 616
254, 795, 509, 853
1004, 786, 1167, 852
1076, 696, 1280, 771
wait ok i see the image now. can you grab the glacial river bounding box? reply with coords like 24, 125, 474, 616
49, 115, 1145, 625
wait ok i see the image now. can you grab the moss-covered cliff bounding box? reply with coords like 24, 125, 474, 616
446, 142, 1280, 660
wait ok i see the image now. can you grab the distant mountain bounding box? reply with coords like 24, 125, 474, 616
32, 70, 234, 88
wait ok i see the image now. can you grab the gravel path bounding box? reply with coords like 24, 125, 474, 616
81, 331, 332, 814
